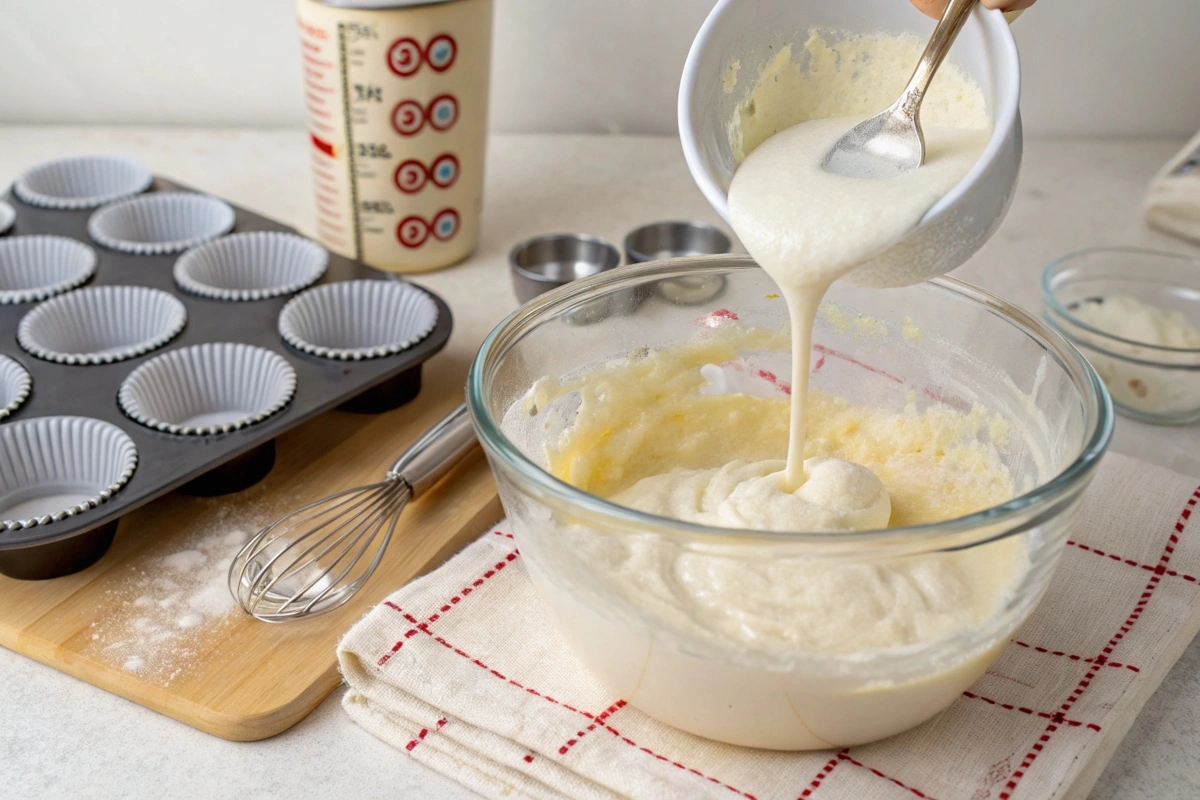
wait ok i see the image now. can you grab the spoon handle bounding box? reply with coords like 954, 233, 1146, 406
899, 0, 979, 118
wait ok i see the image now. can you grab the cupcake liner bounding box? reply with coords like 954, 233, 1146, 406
0, 200, 14, 235
0, 235, 97, 304
173, 231, 328, 301
13, 155, 153, 211
0, 356, 32, 421
278, 280, 439, 360
18, 285, 187, 365
118, 342, 297, 435
0, 416, 138, 530
88, 192, 235, 255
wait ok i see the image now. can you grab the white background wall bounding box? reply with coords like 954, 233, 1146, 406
0, 0, 1196, 137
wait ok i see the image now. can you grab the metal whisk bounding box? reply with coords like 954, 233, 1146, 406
228, 404, 478, 623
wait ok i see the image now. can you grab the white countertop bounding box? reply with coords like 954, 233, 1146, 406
1, 127, 1199, 799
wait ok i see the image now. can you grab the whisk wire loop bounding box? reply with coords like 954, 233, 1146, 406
228, 403, 480, 622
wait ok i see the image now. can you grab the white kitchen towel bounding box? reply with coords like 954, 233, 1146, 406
339, 452, 1200, 800
1144, 130, 1200, 243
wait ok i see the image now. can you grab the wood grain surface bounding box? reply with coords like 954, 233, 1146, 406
0, 363, 500, 741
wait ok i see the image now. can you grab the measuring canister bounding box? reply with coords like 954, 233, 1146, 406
297, 0, 492, 273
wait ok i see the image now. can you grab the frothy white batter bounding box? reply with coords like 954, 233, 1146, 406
728, 117, 988, 494
615, 457, 891, 533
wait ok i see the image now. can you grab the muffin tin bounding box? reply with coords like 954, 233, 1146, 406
0, 165, 451, 580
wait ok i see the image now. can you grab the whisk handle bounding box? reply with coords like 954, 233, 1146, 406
387, 403, 479, 497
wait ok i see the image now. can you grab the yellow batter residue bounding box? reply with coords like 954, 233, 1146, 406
540, 325, 1014, 528
730, 30, 989, 162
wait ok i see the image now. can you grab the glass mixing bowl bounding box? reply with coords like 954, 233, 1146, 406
1044, 247, 1200, 425
467, 256, 1112, 750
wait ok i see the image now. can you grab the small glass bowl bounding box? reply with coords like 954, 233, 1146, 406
1043, 247, 1200, 425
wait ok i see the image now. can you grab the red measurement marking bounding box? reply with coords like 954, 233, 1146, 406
394, 159, 427, 194
310, 134, 335, 157
397, 216, 429, 248
392, 99, 425, 136
387, 37, 422, 77
812, 343, 904, 384
695, 308, 739, 327
302, 53, 332, 68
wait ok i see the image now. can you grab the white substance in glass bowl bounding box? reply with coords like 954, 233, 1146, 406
1069, 294, 1200, 416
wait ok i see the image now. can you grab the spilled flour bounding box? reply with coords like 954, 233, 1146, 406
85, 526, 255, 686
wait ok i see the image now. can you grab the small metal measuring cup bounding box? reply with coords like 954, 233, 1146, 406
509, 234, 621, 304
509, 233, 632, 324
624, 221, 732, 305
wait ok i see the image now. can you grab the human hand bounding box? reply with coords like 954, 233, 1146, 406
910, 0, 1036, 18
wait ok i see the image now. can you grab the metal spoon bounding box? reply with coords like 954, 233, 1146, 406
823, 0, 979, 179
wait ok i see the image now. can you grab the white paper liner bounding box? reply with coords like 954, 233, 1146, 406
0, 416, 138, 530
88, 192, 235, 255
278, 280, 438, 360
18, 285, 187, 365
0, 235, 97, 304
0, 201, 14, 235
0, 356, 32, 421
173, 231, 328, 301
118, 342, 297, 435
13, 155, 154, 211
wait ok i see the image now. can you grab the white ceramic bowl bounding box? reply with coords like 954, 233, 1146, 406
678, 0, 1022, 287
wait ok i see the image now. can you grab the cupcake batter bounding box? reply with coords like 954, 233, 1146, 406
531, 327, 1027, 748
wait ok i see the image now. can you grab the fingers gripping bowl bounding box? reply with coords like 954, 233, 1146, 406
467, 257, 1111, 750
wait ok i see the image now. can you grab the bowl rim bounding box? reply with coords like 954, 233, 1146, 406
468, 255, 1113, 547
1043, 245, 1200, 358
677, 2, 1021, 227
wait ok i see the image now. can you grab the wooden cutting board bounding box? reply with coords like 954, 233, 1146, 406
0, 365, 500, 741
